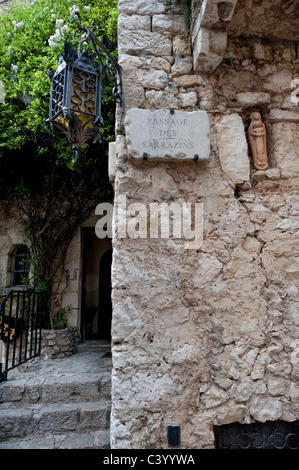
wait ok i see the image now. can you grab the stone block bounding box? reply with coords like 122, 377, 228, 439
272, 122, 299, 178
193, 27, 226, 72
263, 69, 293, 94
217, 405, 246, 425
179, 91, 198, 108
0, 409, 33, 438
80, 402, 109, 430
268, 109, 299, 122
215, 113, 250, 185
242, 235, 262, 254
39, 404, 79, 433
192, 0, 238, 40
152, 57, 171, 74
173, 35, 192, 56
252, 43, 273, 61
252, 170, 267, 181
118, 13, 151, 31
118, 31, 173, 57
145, 89, 179, 109
171, 55, 193, 76
174, 75, 200, 88
236, 92, 270, 108
118, 0, 166, 15
138, 69, 169, 90
0, 380, 24, 403
152, 14, 186, 37
265, 168, 280, 180
209, 29, 228, 56
250, 397, 282, 422
122, 80, 145, 110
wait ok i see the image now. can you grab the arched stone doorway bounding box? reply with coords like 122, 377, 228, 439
81, 228, 112, 341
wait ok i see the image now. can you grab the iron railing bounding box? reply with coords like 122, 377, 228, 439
214, 420, 299, 449
0, 290, 49, 383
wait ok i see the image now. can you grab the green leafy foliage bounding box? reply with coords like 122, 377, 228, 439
53, 304, 72, 329
0, 0, 118, 163
0, 0, 117, 320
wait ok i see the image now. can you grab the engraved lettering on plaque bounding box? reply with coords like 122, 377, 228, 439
125, 109, 210, 161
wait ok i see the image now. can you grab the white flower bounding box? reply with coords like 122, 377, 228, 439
44, 7, 49, 11
14, 22, 24, 31
70, 5, 80, 15
12, 20, 17, 26
83, 6, 90, 11
53, 30, 61, 40
56, 19, 64, 27
7, 32, 11, 37
11, 64, 18, 72
61, 25, 69, 34
51, 14, 56, 19
48, 38, 58, 48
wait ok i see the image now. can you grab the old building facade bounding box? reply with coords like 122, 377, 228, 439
109, 0, 299, 449
1, 0, 299, 449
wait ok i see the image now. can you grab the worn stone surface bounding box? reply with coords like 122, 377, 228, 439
109, 0, 299, 450
40, 328, 80, 360
236, 92, 270, 108
272, 123, 299, 178
0, 342, 111, 449
118, 31, 173, 57
215, 113, 250, 185
2, 0, 299, 452
125, 109, 210, 161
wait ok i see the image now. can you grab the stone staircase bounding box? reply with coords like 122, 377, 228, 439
0, 340, 112, 449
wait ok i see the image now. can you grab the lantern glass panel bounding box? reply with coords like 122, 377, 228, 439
71, 68, 97, 117
50, 68, 66, 120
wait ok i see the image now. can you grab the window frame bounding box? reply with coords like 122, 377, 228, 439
10, 245, 30, 287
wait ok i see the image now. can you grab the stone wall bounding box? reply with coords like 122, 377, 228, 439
40, 327, 80, 360
111, 0, 299, 449
0, 200, 26, 290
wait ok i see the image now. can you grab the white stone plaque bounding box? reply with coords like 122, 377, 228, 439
125, 109, 210, 161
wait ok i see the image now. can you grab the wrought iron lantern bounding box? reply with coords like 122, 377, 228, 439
47, 14, 124, 162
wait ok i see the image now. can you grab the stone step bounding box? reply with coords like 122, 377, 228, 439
0, 341, 112, 449
0, 372, 111, 405
0, 429, 110, 449
0, 400, 111, 439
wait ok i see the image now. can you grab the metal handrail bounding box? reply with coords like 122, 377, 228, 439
0, 289, 49, 382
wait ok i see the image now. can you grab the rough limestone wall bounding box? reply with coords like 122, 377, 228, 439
0, 201, 26, 290
111, 0, 299, 449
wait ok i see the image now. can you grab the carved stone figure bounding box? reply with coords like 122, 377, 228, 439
248, 112, 268, 170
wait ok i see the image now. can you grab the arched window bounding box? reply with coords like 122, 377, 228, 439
11, 245, 30, 286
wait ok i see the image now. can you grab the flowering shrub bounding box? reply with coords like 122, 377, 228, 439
0, 0, 118, 163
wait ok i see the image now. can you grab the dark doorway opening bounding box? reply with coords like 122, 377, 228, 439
81, 228, 112, 341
